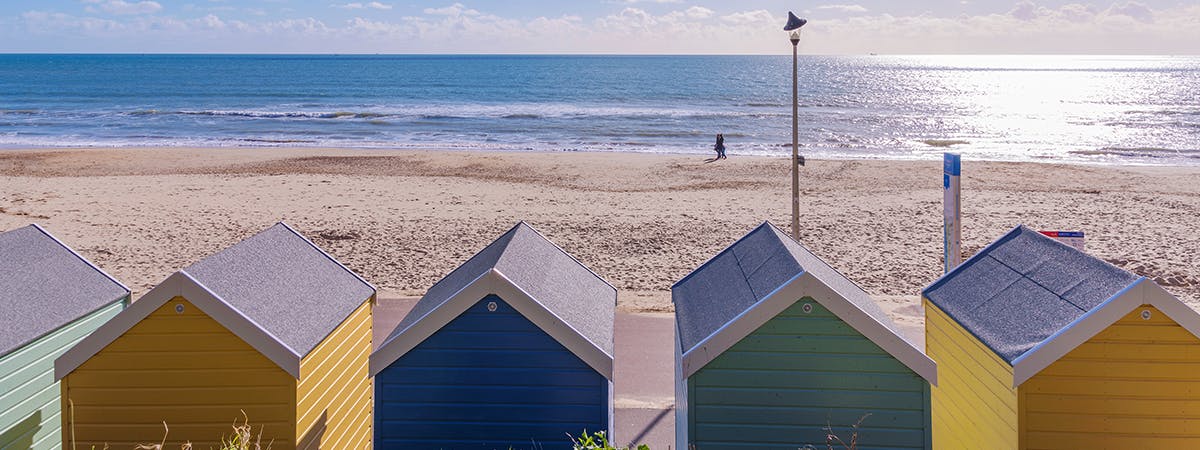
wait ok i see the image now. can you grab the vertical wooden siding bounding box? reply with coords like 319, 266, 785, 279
0, 300, 123, 450
688, 299, 930, 450
375, 295, 608, 450
62, 297, 296, 449
925, 299, 1018, 449
1022, 305, 1200, 449
296, 299, 373, 450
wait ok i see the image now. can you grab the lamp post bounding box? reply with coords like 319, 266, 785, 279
784, 11, 807, 240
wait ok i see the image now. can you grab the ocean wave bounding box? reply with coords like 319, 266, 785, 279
1124, 109, 1200, 117
1070, 147, 1200, 159
417, 114, 468, 120
99, 104, 791, 122
178, 110, 393, 119
241, 138, 317, 144
1103, 119, 1200, 130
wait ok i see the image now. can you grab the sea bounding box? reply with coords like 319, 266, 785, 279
1, 54, 1197, 165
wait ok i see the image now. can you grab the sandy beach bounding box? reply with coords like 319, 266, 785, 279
1, 147, 1197, 332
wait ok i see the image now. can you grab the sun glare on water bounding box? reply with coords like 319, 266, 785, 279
901, 55, 1194, 162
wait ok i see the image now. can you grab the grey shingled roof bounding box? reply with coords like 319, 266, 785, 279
923, 225, 1139, 363
0, 225, 129, 359
673, 222, 908, 354
389, 222, 616, 355
183, 223, 375, 357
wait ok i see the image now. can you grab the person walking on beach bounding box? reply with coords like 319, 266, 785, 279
714, 133, 726, 160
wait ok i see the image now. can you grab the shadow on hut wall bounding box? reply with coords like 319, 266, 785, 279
297, 410, 327, 450
0, 410, 41, 449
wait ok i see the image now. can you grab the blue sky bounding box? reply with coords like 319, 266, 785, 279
1, 1, 1197, 54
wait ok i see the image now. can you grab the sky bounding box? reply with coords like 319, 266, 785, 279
1, 1, 1197, 54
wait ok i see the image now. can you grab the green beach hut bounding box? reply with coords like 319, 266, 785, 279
0, 224, 129, 450
673, 222, 936, 450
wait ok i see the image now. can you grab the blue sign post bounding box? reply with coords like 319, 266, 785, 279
944, 153, 962, 273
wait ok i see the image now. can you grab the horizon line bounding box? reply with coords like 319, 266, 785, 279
1, 52, 1197, 57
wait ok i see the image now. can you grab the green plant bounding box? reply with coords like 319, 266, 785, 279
570, 430, 649, 450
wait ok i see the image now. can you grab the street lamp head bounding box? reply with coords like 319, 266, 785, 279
784, 11, 807, 44
783, 11, 807, 31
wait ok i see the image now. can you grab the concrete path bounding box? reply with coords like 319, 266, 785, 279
373, 296, 677, 449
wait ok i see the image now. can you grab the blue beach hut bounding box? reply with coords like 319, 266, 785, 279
370, 222, 616, 450
0, 224, 129, 450
674, 222, 936, 450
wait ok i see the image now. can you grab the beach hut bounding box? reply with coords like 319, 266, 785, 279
371, 222, 615, 449
0, 225, 129, 450
54, 223, 376, 450
924, 225, 1200, 448
674, 222, 937, 450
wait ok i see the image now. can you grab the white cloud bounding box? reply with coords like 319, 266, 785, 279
334, 2, 392, 10
1057, 4, 1097, 23
199, 14, 223, 28
817, 4, 869, 14
685, 6, 714, 20
1010, 0, 1042, 20
720, 9, 774, 26
85, 0, 163, 15
423, 3, 479, 16
621, 0, 683, 3
22, 10, 122, 33
1108, 2, 1153, 22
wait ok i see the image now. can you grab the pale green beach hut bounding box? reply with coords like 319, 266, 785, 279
0, 224, 129, 450
673, 222, 936, 450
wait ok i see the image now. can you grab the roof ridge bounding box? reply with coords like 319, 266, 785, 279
923, 224, 1026, 299
766, 222, 875, 302
502, 222, 616, 293
28, 223, 130, 297
490, 222, 525, 270
672, 221, 773, 291
275, 221, 376, 292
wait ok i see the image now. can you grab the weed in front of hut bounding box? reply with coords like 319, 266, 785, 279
217, 411, 272, 450
132, 421, 183, 450
570, 430, 650, 450
821, 413, 871, 450
69, 403, 270, 450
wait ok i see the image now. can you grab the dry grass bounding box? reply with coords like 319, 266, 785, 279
824, 413, 871, 450
68, 403, 270, 450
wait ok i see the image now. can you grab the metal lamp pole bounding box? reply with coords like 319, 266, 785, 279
784, 12, 807, 240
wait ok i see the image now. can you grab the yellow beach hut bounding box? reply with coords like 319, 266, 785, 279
924, 225, 1200, 449
54, 223, 376, 450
